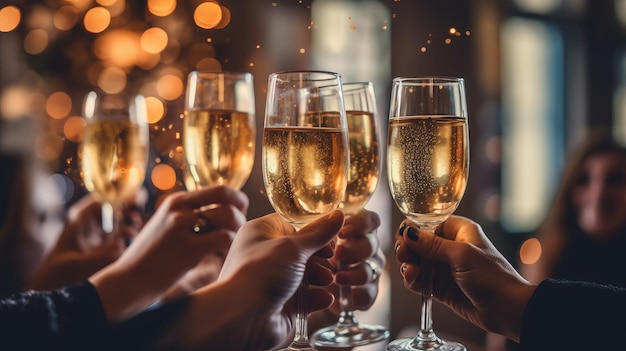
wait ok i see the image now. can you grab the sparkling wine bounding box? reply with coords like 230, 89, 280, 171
340, 111, 380, 215
263, 126, 348, 228
184, 109, 255, 190
387, 115, 469, 225
81, 119, 147, 204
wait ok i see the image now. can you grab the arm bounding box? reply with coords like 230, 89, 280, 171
0, 282, 109, 351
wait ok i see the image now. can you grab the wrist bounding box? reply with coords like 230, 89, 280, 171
156, 276, 261, 350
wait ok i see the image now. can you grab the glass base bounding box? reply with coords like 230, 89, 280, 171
277, 339, 317, 351
386, 337, 466, 351
312, 324, 390, 348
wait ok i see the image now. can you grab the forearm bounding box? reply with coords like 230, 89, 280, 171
150, 278, 263, 350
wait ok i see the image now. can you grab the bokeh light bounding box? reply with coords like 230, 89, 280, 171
0, 6, 21, 32
84, 6, 111, 33
151, 163, 177, 190
156, 74, 184, 101
519, 237, 542, 265
194, 2, 222, 29
97, 66, 127, 94
24, 29, 49, 55
145, 96, 166, 124
94, 29, 140, 68
53, 6, 80, 31
63, 116, 87, 143
141, 27, 169, 54
148, 0, 177, 17
46, 91, 73, 120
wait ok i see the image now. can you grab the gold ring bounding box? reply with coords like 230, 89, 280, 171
192, 213, 210, 234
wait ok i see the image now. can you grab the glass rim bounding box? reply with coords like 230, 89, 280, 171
189, 71, 253, 79
393, 76, 464, 85
269, 69, 342, 82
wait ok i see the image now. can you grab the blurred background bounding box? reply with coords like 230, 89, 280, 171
1, 0, 624, 349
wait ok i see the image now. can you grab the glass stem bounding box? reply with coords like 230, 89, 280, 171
101, 202, 121, 234
289, 279, 315, 350
336, 261, 359, 327
414, 226, 441, 349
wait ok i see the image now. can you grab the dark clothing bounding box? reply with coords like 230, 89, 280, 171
554, 229, 626, 287
0, 280, 189, 351
520, 278, 626, 351
0, 281, 109, 351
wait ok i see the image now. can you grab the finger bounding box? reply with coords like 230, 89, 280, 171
67, 194, 101, 221
305, 260, 334, 286
333, 234, 378, 263
351, 283, 378, 310
395, 235, 420, 264
195, 203, 248, 233
400, 262, 421, 290
294, 210, 344, 256
167, 186, 249, 213
338, 209, 381, 240
306, 288, 334, 313
335, 262, 369, 285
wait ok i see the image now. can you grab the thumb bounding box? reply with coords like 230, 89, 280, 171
401, 224, 457, 266
294, 210, 344, 256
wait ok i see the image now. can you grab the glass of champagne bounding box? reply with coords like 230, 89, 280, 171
311, 81, 389, 347
183, 71, 255, 191
386, 77, 469, 351
80, 90, 149, 234
263, 70, 349, 351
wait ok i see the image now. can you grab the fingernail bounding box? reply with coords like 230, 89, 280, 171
398, 222, 407, 235
394, 240, 401, 252
400, 263, 407, 276
406, 227, 419, 241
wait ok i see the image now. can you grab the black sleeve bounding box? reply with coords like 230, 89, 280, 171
520, 278, 626, 351
0, 281, 110, 351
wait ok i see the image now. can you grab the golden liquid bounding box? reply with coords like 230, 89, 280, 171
339, 111, 380, 215
263, 126, 348, 228
81, 120, 147, 204
387, 116, 469, 226
184, 109, 255, 190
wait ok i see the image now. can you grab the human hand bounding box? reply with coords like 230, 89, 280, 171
153, 210, 344, 351
89, 185, 248, 323
331, 209, 384, 310
395, 215, 536, 343
27, 192, 144, 291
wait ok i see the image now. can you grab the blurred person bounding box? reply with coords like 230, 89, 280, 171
394, 215, 626, 351
522, 130, 626, 285
489, 130, 626, 350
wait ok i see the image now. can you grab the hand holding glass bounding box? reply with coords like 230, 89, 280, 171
386, 77, 469, 351
262, 70, 349, 350
312, 82, 389, 347
80, 91, 149, 234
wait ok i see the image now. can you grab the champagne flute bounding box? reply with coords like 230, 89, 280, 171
80, 90, 149, 234
312, 82, 389, 347
183, 71, 255, 191
386, 77, 469, 351
263, 70, 349, 351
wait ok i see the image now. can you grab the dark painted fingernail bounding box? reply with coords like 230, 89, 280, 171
398, 222, 407, 235
400, 263, 407, 276
406, 227, 419, 241
394, 240, 401, 252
